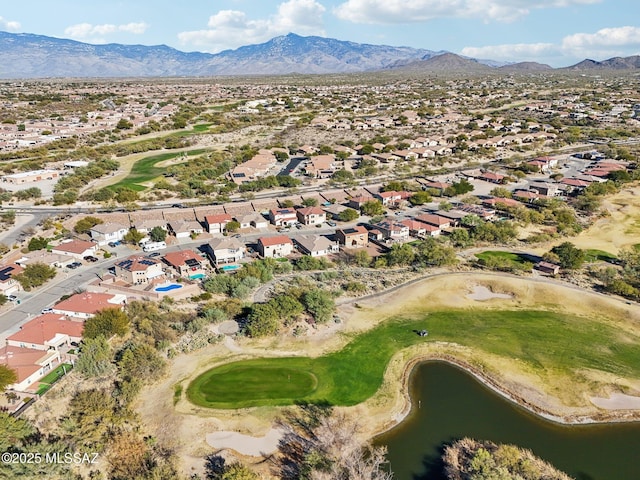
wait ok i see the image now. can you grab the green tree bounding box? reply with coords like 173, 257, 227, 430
386, 243, 415, 266
117, 343, 166, 383
245, 303, 280, 337
338, 208, 359, 222
149, 226, 167, 242
83, 307, 130, 339
551, 242, 585, 269
302, 197, 319, 207
408, 191, 432, 205
27, 236, 49, 251
123, 228, 145, 245
0, 365, 17, 391
361, 200, 385, 216
74, 216, 103, 234
445, 178, 474, 196
75, 336, 113, 378
225, 220, 241, 233
302, 288, 335, 323
13, 263, 56, 290
352, 249, 371, 267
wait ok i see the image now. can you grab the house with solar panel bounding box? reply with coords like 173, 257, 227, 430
162, 250, 206, 279
114, 255, 165, 285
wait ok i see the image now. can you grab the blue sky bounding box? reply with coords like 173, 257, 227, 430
1, 0, 639, 67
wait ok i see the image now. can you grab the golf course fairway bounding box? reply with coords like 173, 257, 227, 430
186, 309, 640, 409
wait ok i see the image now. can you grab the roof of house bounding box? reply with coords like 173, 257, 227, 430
258, 235, 293, 247
0, 345, 56, 384
51, 239, 97, 254
162, 250, 201, 268
116, 255, 162, 272
401, 219, 426, 230
169, 220, 203, 232
53, 292, 125, 315
296, 206, 325, 216
209, 237, 245, 250
294, 235, 335, 253
204, 214, 233, 225
338, 226, 368, 236
0, 263, 23, 282
90, 222, 129, 234
415, 214, 450, 226
270, 208, 297, 216
7, 314, 84, 346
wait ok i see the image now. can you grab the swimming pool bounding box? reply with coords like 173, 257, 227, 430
155, 283, 183, 292
190, 273, 206, 280
219, 264, 240, 272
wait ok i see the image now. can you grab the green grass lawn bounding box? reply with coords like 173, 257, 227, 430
583, 249, 617, 263
110, 148, 210, 191
186, 310, 640, 409
36, 363, 73, 395
475, 251, 531, 265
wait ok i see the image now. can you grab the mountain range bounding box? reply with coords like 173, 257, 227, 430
0, 31, 637, 79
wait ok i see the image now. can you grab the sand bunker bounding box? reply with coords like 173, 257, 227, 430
466, 285, 513, 301
206, 427, 284, 456
590, 393, 640, 410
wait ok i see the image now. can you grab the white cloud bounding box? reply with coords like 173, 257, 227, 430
0, 16, 21, 32
461, 43, 558, 60
64, 22, 149, 42
461, 26, 640, 66
333, 0, 600, 24
178, 0, 326, 52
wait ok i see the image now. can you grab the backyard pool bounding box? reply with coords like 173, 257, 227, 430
190, 273, 206, 280
155, 283, 183, 292
219, 264, 240, 272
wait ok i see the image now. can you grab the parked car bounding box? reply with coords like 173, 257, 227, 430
83, 255, 98, 262
327, 221, 337, 227
108, 241, 120, 247
41, 308, 54, 314
7, 295, 18, 302
146, 252, 161, 258
67, 261, 82, 269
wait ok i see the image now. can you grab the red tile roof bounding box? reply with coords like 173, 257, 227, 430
7, 314, 83, 346
53, 292, 124, 316
162, 249, 201, 267
258, 235, 293, 247
204, 214, 232, 225
52, 240, 97, 254
296, 206, 325, 216
0, 345, 51, 384
415, 214, 450, 226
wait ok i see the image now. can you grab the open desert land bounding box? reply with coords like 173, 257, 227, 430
135, 272, 640, 471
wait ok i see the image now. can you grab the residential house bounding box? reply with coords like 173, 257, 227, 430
336, 226, 368, 248
235, 213, 268, 229
400, 219, 428, 237
0, 345, 61, 391
0, 263, 23, 296
230, 153, 277, 185
162, 250, 206, 279
134, 219, 167, 235
375, 191, 403, 207
50, 239, 98, 260
347, 195, 374, 210
372, 219, 410, 241
269, 208, 297, 227
415, 214, 451, 229
90, 223, 129, 246
529, 182, 560, 197
482, 197, 521, 209
305, 155, 338, 178
169, 220, 204, 239
52, 292, 127, 319
115, 255, 165, 285
478, 171, 506, 184
257, 235, 294, 258
421, 181, 451, 194
294, 235, 339, 257
15, 251, 75, 268
296, 207, 326, 226
206, 237, 246, 266
6, 314, 83, 351
204, 214, 233, 234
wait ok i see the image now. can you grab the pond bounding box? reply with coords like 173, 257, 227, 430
376, 362, 640, 480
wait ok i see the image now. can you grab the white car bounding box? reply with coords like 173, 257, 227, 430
41, 308, 54, 314
7, 295, 18, 302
